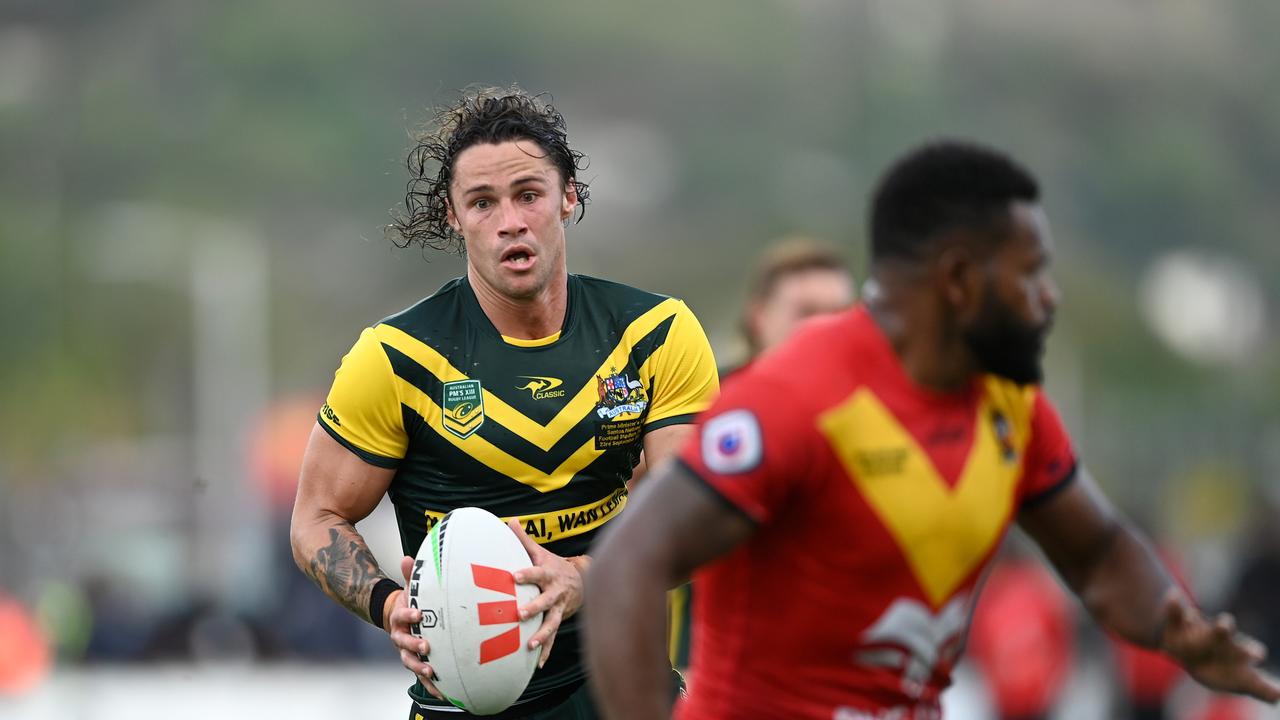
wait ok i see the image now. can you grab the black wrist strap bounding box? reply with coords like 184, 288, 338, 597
369, 578, 402, 630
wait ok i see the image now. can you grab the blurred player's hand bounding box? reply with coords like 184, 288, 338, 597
1159, 589, 1280, 704
387, 555, 444, 700
509, 520, 586, 669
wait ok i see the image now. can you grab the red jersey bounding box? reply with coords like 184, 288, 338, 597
674, 306, 1076, 720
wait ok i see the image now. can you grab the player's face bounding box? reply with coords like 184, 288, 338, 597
962, 202, 1059, 384
447, 140, 577, 302
751, 268, 855, 354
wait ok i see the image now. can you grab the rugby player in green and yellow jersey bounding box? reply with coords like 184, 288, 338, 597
290, 87, 718, 720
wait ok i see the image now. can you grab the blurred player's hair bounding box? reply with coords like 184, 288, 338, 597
741, 236, 852, 355
870, 140, 1039, 264
389, 86, 590, 254
746, 237, 851, 305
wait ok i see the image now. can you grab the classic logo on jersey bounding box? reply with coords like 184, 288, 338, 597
441, 379, 485, 439
701, 409, 763, 475
516, 375, 566, 401
858, 594, 970, 700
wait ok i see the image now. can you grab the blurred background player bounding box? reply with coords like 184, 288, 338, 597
585, 140, 1280, 720
966, 541, 1075, 720
667, 237, 855, 671
734, 237, 857, 374
290, 87, 718, 719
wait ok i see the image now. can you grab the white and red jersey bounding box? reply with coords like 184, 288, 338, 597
675, 306, 1076, 720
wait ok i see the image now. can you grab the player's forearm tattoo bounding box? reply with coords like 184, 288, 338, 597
304, 521, 391, 624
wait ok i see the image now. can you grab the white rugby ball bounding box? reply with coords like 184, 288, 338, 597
409, 507, 542, 715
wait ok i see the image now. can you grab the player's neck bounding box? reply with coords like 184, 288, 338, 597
468, 270, 569, 341
865, 274, 980, 393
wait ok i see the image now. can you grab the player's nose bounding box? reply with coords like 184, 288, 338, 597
496, 199, 528, 238
1038, 275, 1060, 317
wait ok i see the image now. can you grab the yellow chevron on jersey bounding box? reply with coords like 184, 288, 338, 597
373, 297, 688, 452
392, 373, 603, 493
818, 378, 1035, 609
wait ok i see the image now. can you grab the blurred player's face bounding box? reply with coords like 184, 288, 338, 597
961, 203, 1059, 384
749, 268, 855, 354
447, 140, 577, 302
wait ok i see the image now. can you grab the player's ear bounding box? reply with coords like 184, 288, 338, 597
936, 239, 984, 321
445, 198, 461, 235
560, 181, 578, 222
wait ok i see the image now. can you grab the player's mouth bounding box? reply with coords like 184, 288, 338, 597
500, 245, 536, 272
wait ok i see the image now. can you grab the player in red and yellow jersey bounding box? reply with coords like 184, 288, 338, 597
585, 140, 1280, 720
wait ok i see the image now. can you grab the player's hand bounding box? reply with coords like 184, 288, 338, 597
1159, 590, 1280, 704
508, 519, 585, 669
387, 555, 444, 700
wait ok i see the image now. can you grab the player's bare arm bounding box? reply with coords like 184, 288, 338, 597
510, 422, 698, 670
1019, 467, 1280, 703
290, 424, 442, 696
586, 460, 755, 720
291, 424, 396, 620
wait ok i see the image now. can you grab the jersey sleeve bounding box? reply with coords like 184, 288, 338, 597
677, 373, 819, 523
643, 300, 720, 431
1018, 391, 1078, 508
318, 326, 408, 468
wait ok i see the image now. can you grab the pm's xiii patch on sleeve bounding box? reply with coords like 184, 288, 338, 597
701, 409, 763, 475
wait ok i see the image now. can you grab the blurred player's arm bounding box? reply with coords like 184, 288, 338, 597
586, 460, 755, 720
289, 423, 397, 625
1019, 467, 1280, 703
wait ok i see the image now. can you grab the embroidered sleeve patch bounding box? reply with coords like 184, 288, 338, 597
701, 409, 763, 475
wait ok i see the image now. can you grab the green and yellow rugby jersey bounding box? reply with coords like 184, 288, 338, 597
318, 273, 718, 709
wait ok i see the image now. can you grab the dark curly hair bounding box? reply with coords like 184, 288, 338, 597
870, 139, 1039, 264
387, 86, 591, 254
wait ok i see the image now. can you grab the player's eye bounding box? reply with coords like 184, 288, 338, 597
520, 192, 537, 203
473, 198, 491, 210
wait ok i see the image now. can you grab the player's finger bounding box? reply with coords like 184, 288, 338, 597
389, 605, 423, 629
1213, 612, 1238, 637
390, 628, 428, 655
1161, 592, 1188, 631
508, 519, 544, 558
519, 584, 561, 620
400, 648, 436, 684
417, 668, 444, 700
1241, 667, 1280, 704
513, 564, 550, 587
529, 606, 563, 651
401, 555, 415, 584
538, 628, 557, 669
1235, 632, 1267, 663
394, 631, 429, 658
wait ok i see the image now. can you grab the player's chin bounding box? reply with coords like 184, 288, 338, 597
499, 276, 547, 301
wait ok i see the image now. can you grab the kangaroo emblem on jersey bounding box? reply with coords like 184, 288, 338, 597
442, 379, 485, 439
516, 375, 566, 401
